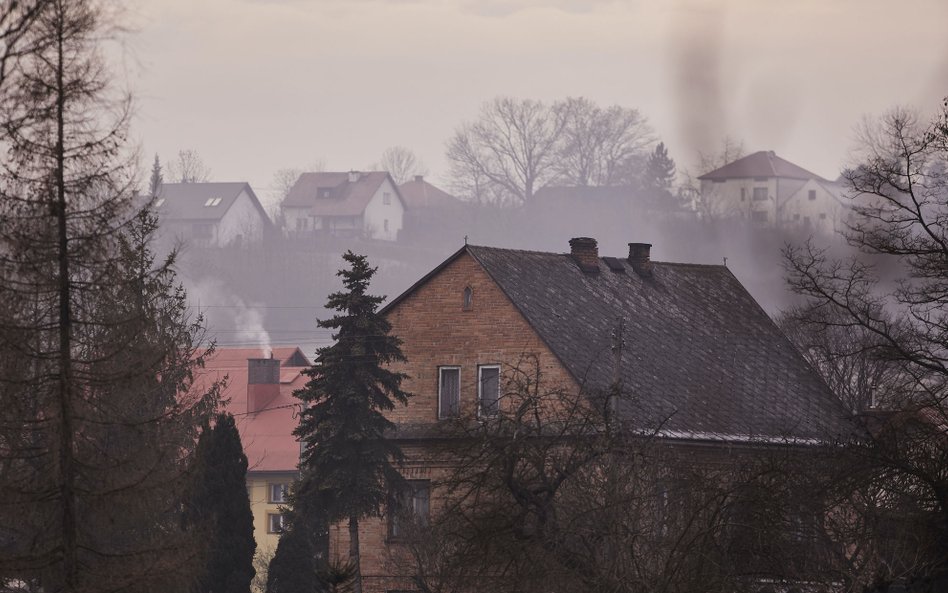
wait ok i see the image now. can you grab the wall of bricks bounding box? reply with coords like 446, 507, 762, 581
329, 250, 580, 591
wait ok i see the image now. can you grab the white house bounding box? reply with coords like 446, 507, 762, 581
698, 151, 846, 235
156, 182, 271, 247
281, 171, 405, 242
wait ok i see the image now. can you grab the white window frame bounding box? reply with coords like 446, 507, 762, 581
267, 512, 286, 534
438, 366, 461, 420
269, 482, 288, 503
477, 364, 501, 417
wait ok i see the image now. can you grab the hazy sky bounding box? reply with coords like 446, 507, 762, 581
128, 0, 948, 203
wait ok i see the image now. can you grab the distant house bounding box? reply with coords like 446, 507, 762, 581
196, 346, 311, 561
698, 151, 846, 234
397, 175, 464, 242
156, 182, 271, 247
282, 171, 405, 241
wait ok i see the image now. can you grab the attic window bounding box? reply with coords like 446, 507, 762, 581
383, 192, 391, 205
462, 286, 473, 311
319, 188, 331, 198
203, 197, 222, 207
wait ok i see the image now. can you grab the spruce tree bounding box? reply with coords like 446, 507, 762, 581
189, 413, 256, 593
293, 251, 411, 593
149, 154, 164, 198
643, 142, 679, 209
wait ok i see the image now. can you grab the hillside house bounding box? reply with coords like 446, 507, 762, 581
282, 171, 405, 241
698, 151, 846, 234
196, 347, 310, 563
329, 238, 855, 592
156, 182, 271, 247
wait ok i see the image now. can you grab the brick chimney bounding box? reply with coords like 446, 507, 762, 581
248, 355, 280, 414
628, 242, 653, 277
569, 237, 600, 274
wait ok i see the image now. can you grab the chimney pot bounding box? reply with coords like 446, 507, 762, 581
569, 237, 600, 273
628, 242, 653, 277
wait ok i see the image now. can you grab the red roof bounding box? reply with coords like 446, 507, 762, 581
196, 346, 311, 473
698, 151, 824, 181
282, 171, 403, 216
398, 177, 460, 209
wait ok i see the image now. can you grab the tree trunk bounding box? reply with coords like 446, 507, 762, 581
348, 514, 362, 593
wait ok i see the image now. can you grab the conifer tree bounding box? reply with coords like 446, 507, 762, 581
643, 141, 679, 209
293, 251, 411, 593
149, 153, 164, 198
188, 413, 256, 593
0, 2, 219, 590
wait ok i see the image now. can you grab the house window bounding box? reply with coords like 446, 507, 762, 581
804, 216, 812, 228
751, 211, 768, 223
478, 365, 500, 417
383, 192, 392, 205
808, 190, 817, 201
740, 188, 746, 201
439, 367, 460, 419
819, 213, 827, 220
389, 480, 430, 539
793, 213, 800, 221
462, 286, 473, 311
384, 219, 389, 232
267, 513, 286, 534
752, 187, 768, 201
203, 197, 222, 207
269, 483, 289, 504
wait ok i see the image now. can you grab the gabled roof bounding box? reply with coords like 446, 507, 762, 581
282, 171, 404, 216
198, 346, 311, 472
398, 176, 460, 209
699, 151, 825, 182
383, 244, 855, 443
157, 182, 270, 223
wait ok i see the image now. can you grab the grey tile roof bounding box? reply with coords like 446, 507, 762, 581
699, 151, 825, 182
157, 182, 268, 223
465, 245, 854, 442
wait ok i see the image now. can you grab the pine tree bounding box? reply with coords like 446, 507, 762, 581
149, 154, 164, 198
293, 251, 411, 593
0, 2, 219, 591
643, 141, 678, 209
188, 413, 256, 593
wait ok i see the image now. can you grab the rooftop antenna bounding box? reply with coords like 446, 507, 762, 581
723, 256, 728, 267
464, 235, 468, 245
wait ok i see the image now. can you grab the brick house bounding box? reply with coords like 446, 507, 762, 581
326, 238, 854, 592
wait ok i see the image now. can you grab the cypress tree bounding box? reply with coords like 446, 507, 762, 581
293, 251, 411, 593
189, 413, 257, 593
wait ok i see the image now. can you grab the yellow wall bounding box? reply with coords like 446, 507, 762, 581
247, 472, 296, 562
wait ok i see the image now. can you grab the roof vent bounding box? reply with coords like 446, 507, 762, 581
348, 170, 360, 183
569, 237, 600, 274
628, 242, 653, 278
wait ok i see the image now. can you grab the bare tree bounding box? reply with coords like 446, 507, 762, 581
446, 97, 566, 206
371, 146, 428, 185
783, 99, 948, 591
681, 135, 744, 219
0, 0, 47, 91
554, 96, 654, 187
168, 148, 212, 183
388, 355, 824, 593
0, 2, 219, 591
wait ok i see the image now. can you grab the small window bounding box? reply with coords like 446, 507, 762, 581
267, 513, 286, 534
752, 187, 768, 201
203, 197, 222, 207
793, 213, 800, 221
751, 211, 768, 223
383, 192, 392, 205
478, 365, 500, 417
318, 188, 332, 198
269, 483, 288, 503
462, 286, 473, 311
384, 219, 389, 232
390, 480, 430, 539
740, 188, 746, 201
804, 216, 812, 228
439, 367, 460, 419
819, 213, 827, 220
808, 190, 817, 201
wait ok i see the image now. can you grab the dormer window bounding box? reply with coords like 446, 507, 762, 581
319, 188, 332, 198
462, 286, 473, 311
203, 197, 222, 207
